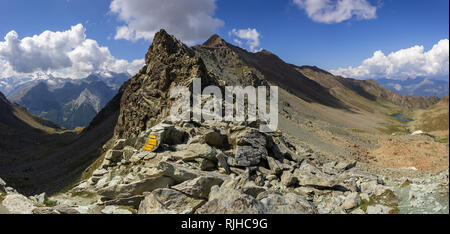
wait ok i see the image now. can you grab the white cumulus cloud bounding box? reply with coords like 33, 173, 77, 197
110, 0, 224, 44
293, 0, 378, 24
230, 28, 261, 52
0, 24, 144, 79
331, 39, 450, 79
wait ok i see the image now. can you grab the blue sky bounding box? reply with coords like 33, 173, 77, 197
0, 0, 448, 79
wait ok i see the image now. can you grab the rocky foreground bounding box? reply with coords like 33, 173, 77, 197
1, 119, 448, 214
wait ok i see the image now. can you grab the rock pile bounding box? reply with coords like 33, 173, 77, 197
65, 118, 397, 214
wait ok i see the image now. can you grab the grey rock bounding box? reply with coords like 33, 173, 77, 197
196, 188, 266, 214
92, 169, 108, 177
2, 194, 36, 214
342, 192, 361, 210
105, 150, 123, 163
98, 176, 175, 199
351, 208, 365, 214
216, 152, 231, 174
101, 195, 146, 209
242, 183, 266, 198
280, 171, 298, 187
36, 193, 47, 204
260, 193, 318, 214
112, 139, 127, 151
170, 143, 216, 162
234, 129, 268, 167
366, 205, 393, 214
101, 205, 133, 214
32, 207, 58, 214
158, 162, 201, 183
235, 146, 265, 167
335, 161, 357, 172
198, 158, 216, 171
54, 205, 81, 214
204, 130, 228, 147
267, 157, 283, 176
172, 176, 224, 199
159, 161, 228, 184
138, 188, 205, 214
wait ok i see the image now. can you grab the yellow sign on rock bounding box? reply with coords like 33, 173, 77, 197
143, 135, 159, 152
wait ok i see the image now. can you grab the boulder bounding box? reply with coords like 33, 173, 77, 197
341, 192, 361, 210
35, 193, 47, 204
112, 139, 127, 151
260, 193, 318, 214
169, 143, 217, 162
32, 207, 59, 214
242, 182, 266, 198
98, 176, 175, 199
216, 151, 231, 174
235, 146, 265, 167
92, 169, 108, 177
172, 176, 224, 199
195, 188, 265, 214
137, 122, 188, 148
138, 188, 205, 214
360, 181, 390, 196
101, 205, 133, 214
158, 162, 201, 183
203, 130, 228, 147
2, 194, 36, 214
198, 158, 216, 171
334, 161, 357, 172
105, 150, 123, 163
234, 129, 268, 167
280, 171, 298, 187
158, 161, 228, 184
54, 205, 81, 214
266, 157, 283, 176
293, 163, 349, 191
366, 205, 393, 214
101, 195, 146, 209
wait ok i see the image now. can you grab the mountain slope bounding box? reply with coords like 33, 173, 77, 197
409, 95, 449, 136
295, 66, 440, 110
194, 35, 348, 109
0, 87, 121, 194
0, 91, 78, 187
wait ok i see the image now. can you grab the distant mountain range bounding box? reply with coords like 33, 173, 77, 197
0, 73, 129, 129
376, 77, 449, 98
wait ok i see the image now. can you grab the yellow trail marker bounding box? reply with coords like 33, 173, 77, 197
143, 135, 159, 152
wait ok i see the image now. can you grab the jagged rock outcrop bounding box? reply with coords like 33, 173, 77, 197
114, 29, 218, 139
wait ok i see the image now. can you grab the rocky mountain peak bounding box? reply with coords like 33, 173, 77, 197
115, 30, 217, 139
145, 29, 194, 65
203, 34, 228, 48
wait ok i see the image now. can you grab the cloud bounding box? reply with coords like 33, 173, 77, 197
331, 39, 449, 79
110, 0, 224, 44
0, 59, 17, 78
230, 28, 261, 52
0, 24, 144, 79
293, 0, 377, 23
